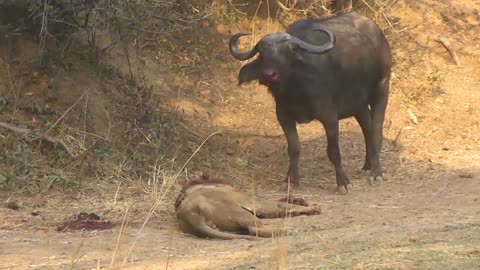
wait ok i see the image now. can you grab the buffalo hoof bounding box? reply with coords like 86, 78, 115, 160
336, 184, 353, 195
368, 176, 383, 186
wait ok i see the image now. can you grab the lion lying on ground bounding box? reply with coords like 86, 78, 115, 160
174, 173, 321, 240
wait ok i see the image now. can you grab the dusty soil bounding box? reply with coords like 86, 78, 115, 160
1, 0, 480, 269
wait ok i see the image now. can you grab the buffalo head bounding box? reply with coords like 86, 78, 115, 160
229, 27, 335, 89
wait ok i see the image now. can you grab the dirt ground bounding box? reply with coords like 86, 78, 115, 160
1, 0, 480, 269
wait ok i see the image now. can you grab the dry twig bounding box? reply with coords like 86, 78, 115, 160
434, 36, 462, 66
43, 93, 86, 136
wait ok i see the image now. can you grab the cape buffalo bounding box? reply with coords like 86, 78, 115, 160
229, 11, 392, 194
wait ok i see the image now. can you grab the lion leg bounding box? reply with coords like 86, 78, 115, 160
242, 200, 321, 219
283, 202, 322, 217
241, 198, 293, 219
243, 199, 321, 219
179, 210, 259, 241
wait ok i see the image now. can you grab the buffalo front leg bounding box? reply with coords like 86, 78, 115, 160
276, 108, 300, 186
322, 119, 352, 195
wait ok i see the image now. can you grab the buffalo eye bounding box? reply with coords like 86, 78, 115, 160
288, 42, 300, 53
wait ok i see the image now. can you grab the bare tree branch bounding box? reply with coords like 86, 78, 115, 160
0, 122, 75, 157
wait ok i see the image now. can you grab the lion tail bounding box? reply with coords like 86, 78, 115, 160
180, 211, 259, 241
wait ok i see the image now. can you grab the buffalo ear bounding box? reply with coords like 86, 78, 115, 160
238, 59, 260, 86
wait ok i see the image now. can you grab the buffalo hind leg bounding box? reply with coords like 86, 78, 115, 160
369, 77, 390, 185
276, 107, 301, 187
322, 119, 352, 194
354, 108, 373, 173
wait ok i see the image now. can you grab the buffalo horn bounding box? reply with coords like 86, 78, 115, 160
229, 32, 259, 61
291, 26, 335, 54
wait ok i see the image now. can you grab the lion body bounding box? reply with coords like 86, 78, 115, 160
174, 174, 321, 240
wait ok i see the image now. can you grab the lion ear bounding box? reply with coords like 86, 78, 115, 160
177, 177, 187, 186
199, 172, 210, 181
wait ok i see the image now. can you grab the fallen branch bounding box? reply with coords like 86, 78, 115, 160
274, 0, 292, 12
0, 121, 74, 157
434, 36, 462, 66
0, 122, 30, 134
35, 135, 74, 157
